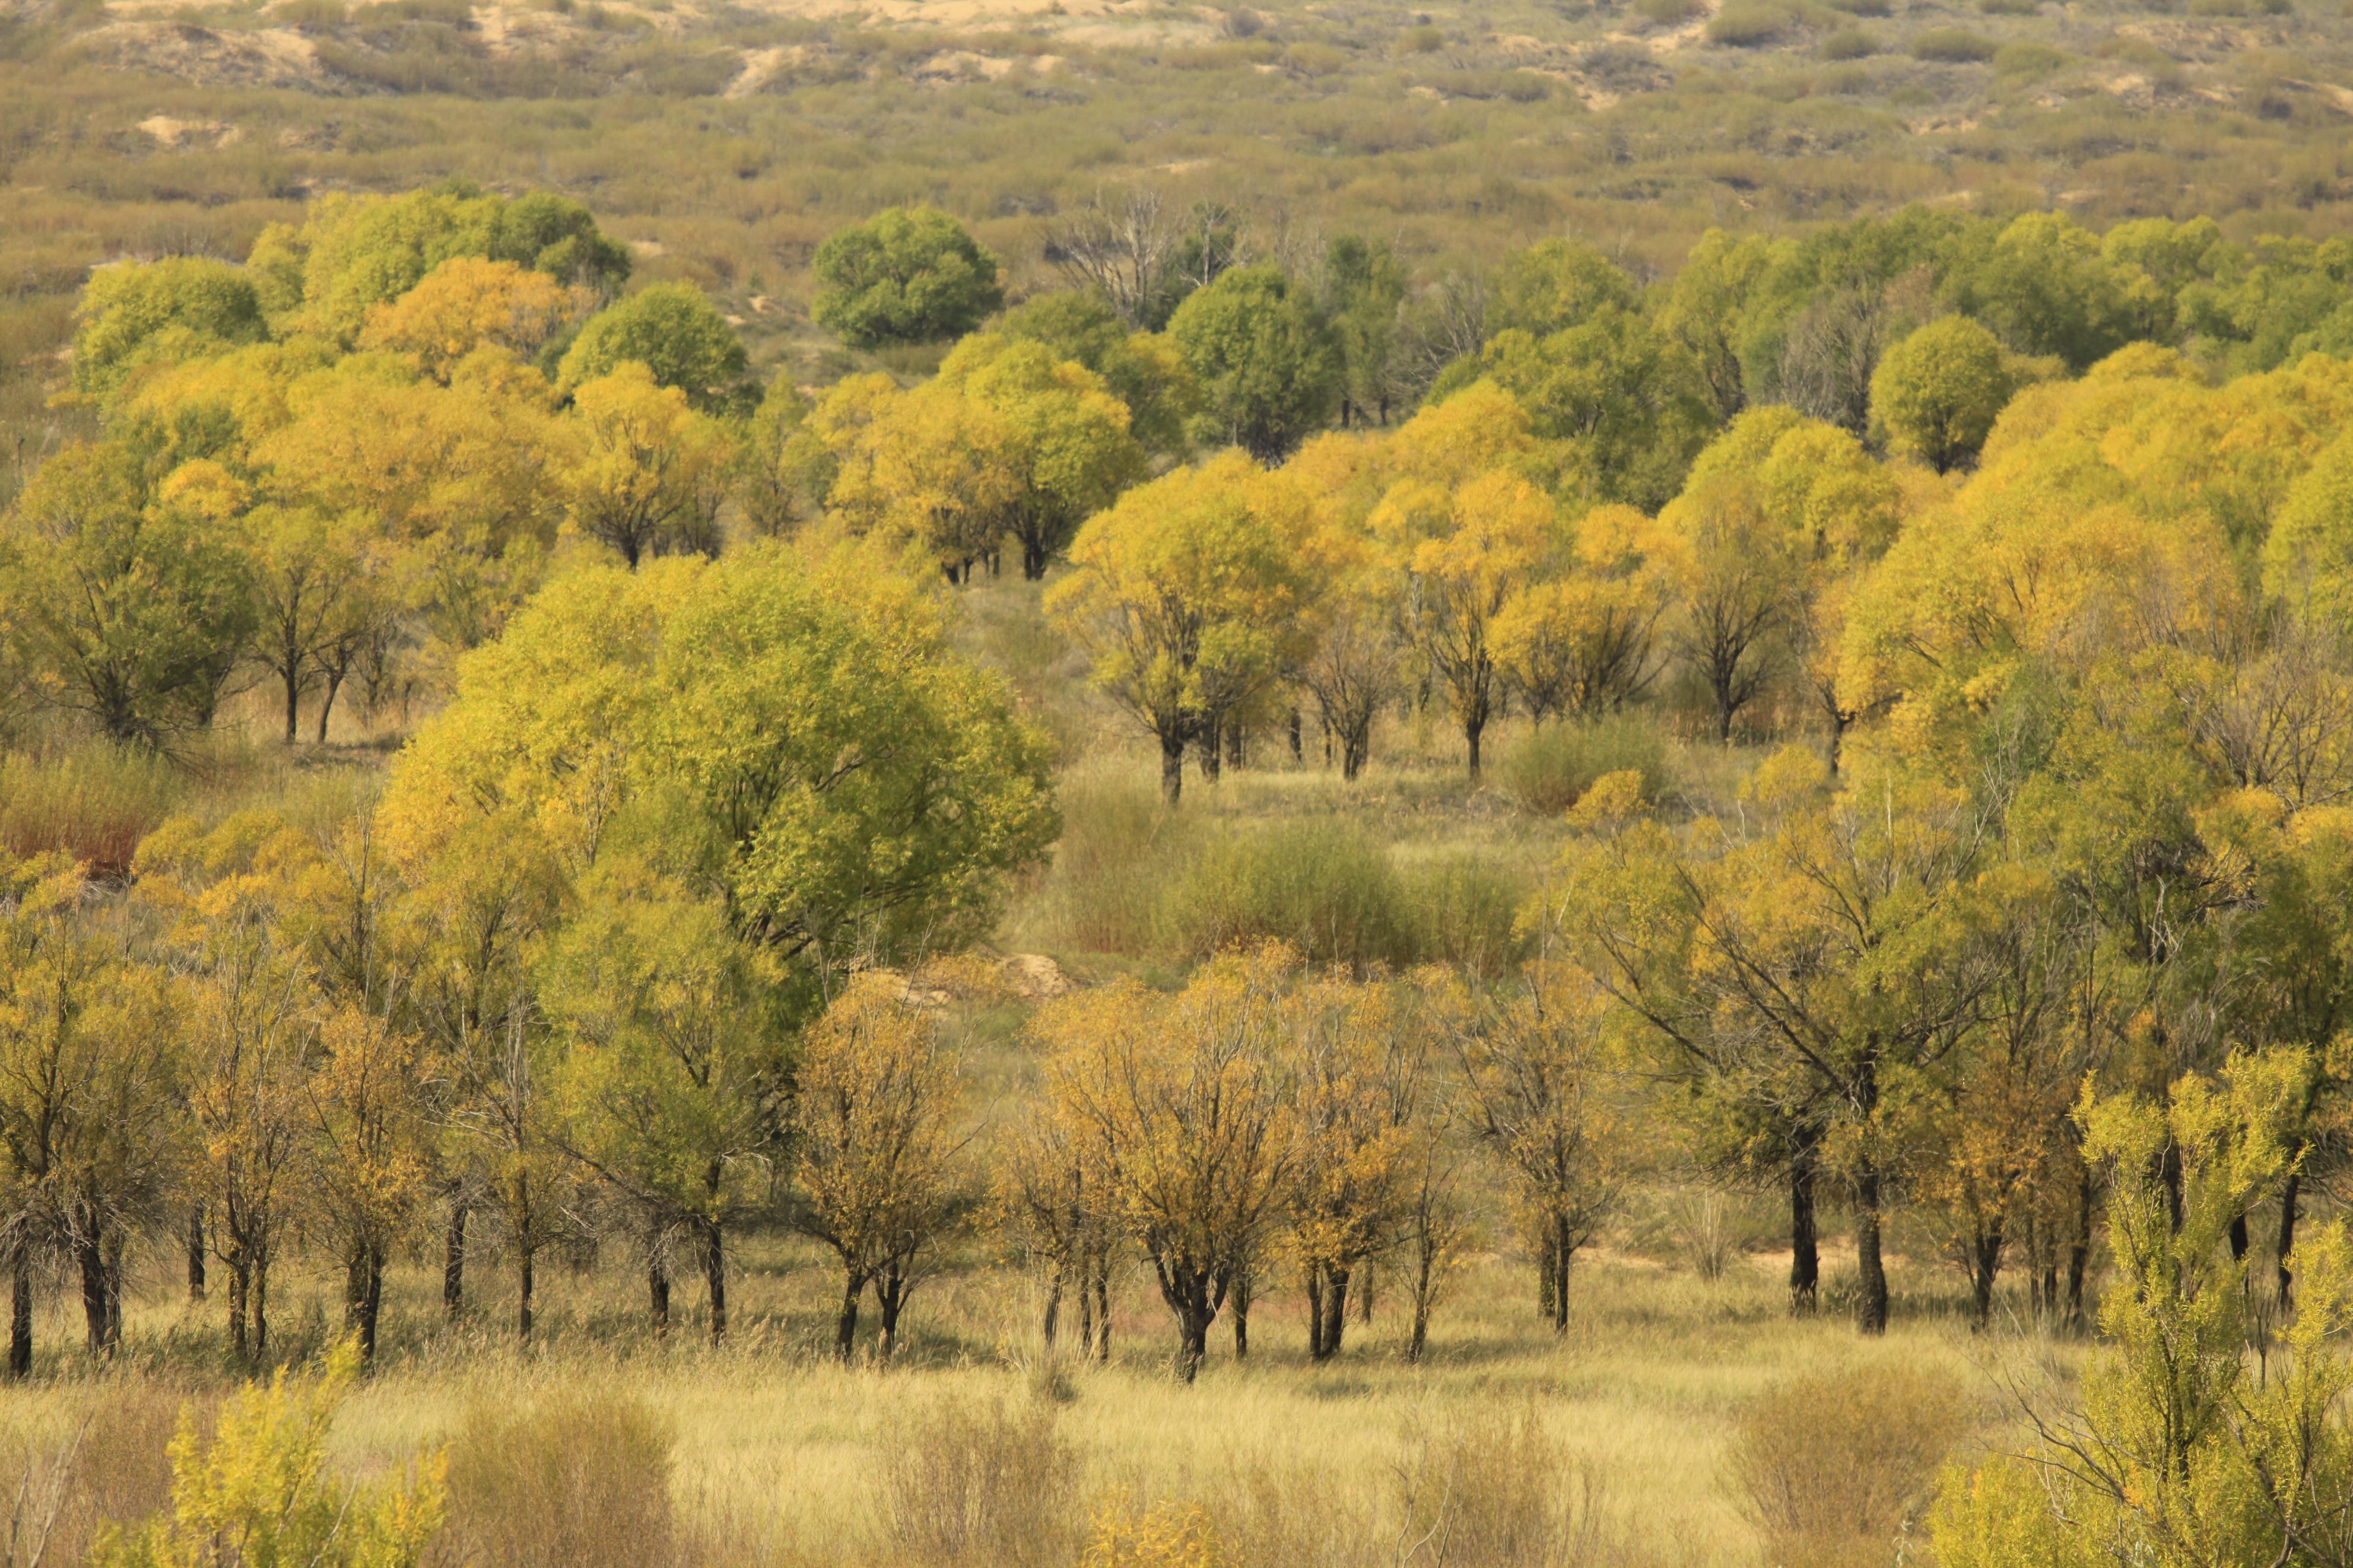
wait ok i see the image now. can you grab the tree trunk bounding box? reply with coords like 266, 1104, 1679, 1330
1304, 1270, 1325, 1359
444, 1197, 468, 1320
1789, 1128, 1821, 1314
2279, 1167, 2301, 1306
2228, 1211, 2250, 1264
351, 1243, 383, 1361
227, 1258, 251, 1366
703, 1217, 728, 1346
836, 1270, 862, 1362
9, 1258, 30, 1381
1316, 1268, 1349, 1359
516, 1239, 535, 1342
2066, 1167, 2092, 1332
1177, 1305, 1211, 1384
1160, 732, 1186, 807
1357, 1262, 1374, 1324
1969, 1223, 2002, 1333
187, 1209, 207, 1302
251, 1245, 271, 1362
316, 666, 345, 745
1288, 708, 1303, 762
1198, 717, 1223, 784
1093, 1262, 1112, 1365
1465, 714, 1485, 778
1547, 1218, 1572, 1334
283, 664, 301, 745
649, 1249, 671, 1334
1042, 1262, 1063, 1349
77, 1235, 112, 1358
1855, 1163, 1888, 1336
1224, 718, 1245, 771
1230, 1273, 1250, 1361
877, 1255, 908, 1362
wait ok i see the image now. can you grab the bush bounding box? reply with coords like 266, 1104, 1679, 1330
1401, 853, 1532, 977
1991, 41, 2068, 75
1706, 3, 1790, 46
1819, 27, 1875, 57
1497, 715, 1669, 818
0, 742, 183, 877
442, 1393, 677, 1568
1975, 0, 2038, 13
1910, 27, 1997, 62
1018, 765, 1192, 956
1635, 0, 1707, 26
879, 1398, 1078, 1568
1728, 1364, 1971, 1568
1161, 821, 1415, 973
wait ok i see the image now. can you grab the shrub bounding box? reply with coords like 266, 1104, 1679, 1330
1635, 0, 1707, 26
1910, 27, 1997, 62
1393, 1409, 1637, 1568
1161, 821, 1414, 973
1401, 853, 1532, 977
0, 742, 183, 877
1819, 27, 1875, 57
1018, 764, 1192, 956
0, 1384, 186, 1568
812, 206, 1005, 348
1974, 0, 2038, 13
1991, 42, 2068, 75
879, 1398, 1079, 1568
1081, 1499, 1230, 1568
1707, 3, 1789, 46
1497, 715, 1669, 818
1728, 1363, 1970, 1568
1402, 23, 1444, 50
442, 1393, 677, 1568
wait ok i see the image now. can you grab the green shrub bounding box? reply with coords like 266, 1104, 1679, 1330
1636, 0, 1708, 26
1401, 853, 1532, 978
443, 1394, 676, 1568
1991, 41, 2068, 75
1497, 715, 1669, 818
1824, 0, 1891, 17
1162, 820, 1415, 974
1974, 0, 2038, 13
1910, 27, 1997, 61
1017, 766, 1192, 957
1819, 27, 1875, 57
1402, 22, 1444, 50
1707, 2, 1790, 46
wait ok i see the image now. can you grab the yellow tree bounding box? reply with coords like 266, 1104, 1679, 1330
563, 362, 731, 570
996, 1092, 1120, 1361
789, 973, 969, 1362
1441, 964, 1626, 1333
1036, 946, 1295, 1382
1047, 453, 1319, 803
357, 255, 590, 384
1374, 467, 1557, 775
1491, 503, 1664, 723
1282, 972, 1431, 1359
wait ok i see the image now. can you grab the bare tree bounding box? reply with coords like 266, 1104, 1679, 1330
1043, 189, 1177, 330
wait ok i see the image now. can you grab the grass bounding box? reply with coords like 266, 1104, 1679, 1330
0, 1227, 2081, 1568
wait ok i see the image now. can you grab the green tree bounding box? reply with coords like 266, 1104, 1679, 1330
1869, 316, 2012, 473
72, 257, 267, 404
1323, 236, 1407, 427
1046, 452, 1319, 803
812, 206, 1005, 348
995, 291, 1196, 456
1485, 239, 1641, 339
1, 442, 255, 748
563, 364, 731, 568
1166, 265, 1344, 463
556, 283, 749, 410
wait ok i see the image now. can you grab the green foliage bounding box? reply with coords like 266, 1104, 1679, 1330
556, 282, 750, 409
1485, 240, 1640, 340
92, 1342, 446, 1568
1869, 316, 2011, 472
1908, 27, 1996, 61
1497, 715, 1669, 817
1166, 265, 1344, 462
1, 440, 255, 747
1708, 4, 1792, 46
72, 258, 266, 403
995, 291, 1196, 455
1162, 820, 1417, 973
812, 205, 1005, 349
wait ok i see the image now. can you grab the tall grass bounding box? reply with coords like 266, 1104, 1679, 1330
1727, 1363, 1973, 1568
879, 1397, 1079, 1568
0, 742, 185, 876
1163, 820, 1418, 972
442, 1393, 682, 1568
1497, 717, 1669, 819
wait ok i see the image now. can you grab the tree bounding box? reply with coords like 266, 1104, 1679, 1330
733, 374, 833, 538
357, 256, 588, 384
1, 442, 255, 748
1323, 236, 1406, 428
0, 855, 178, 1371
790, 972, 968, 1360
996, 1096, 1119, 1362
812, 206, 1004, 348
995, 290, 1196, 455
1442, 966, 1625, 1333
562, 364, 731, 569
1036, 948, 1295, 1382
1940, 212, 2165, 372
934, 335, 1147, 579
1166, 265, 1344, 462
1046, 453, 1319, 803
1374, 467, 1557, 775
1491, 504, 1663, 724
1932, 1055, 2353, 1568
72, 257, 267, 404
1295, 532, 1403, 781
1484, 239, 1641, 339
383, 551, 1057, 1000
227, 501, 377, 744
555, 283, 749, 411
1284, 973, 1429, 1359
1869, 316, 2012, 473
542, 863, 789, 1343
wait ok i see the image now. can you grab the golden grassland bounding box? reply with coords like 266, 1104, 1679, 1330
0, 1227, 2090, 1566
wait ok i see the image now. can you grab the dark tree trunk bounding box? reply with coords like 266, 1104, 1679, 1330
703, 1218, 728, 1346
444, 1197, 468, 1320
1358, 1262, 1374, 1324
1230, 1272, 1250, 1361
1160, 732, 1186, 807
2066, 1168, 2092, 1331
836, 1270, 862, 1362
77, 1235, 113, 1358
649, 1249, 671, 1334
1224, 718, 1245, 771
227, 1259, 251, 1366
348, 1243, 383, 1361
2228, 1211, 2250, 1264
9, 1259, 29, 1381
1465, 714, 1485, 778
1547, 1219, 1572, 1334
1288, 708, 1303, 762
516, 1239, 535, 1342
1198, 717, 1223, 784
1093, 1262, 1112, 1365
316, 667, 345, 745
1318, 1268, 1349, 1358
188, 1209, 207, 1302
1304, 1270, 1325, 1359
1855, 1163, 1888, 1336
1042, 1263, 1063, 1348
1969, 1223, 2002, 1333
1789, 1125, 1821, 1314
2279, 1168, 2302, 1306
877, 1255, 909, 1361
283, 664, 301, 745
